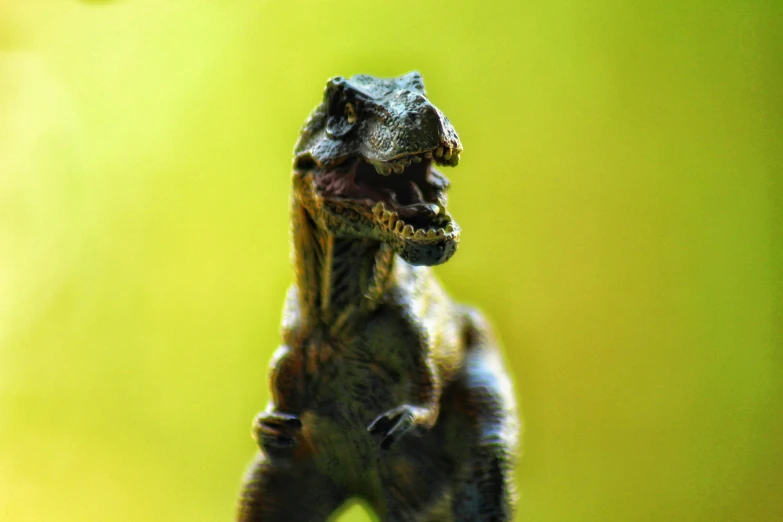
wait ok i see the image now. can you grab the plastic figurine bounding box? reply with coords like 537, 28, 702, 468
237, 72, 519, 521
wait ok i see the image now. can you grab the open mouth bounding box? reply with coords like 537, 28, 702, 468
314, 145, 459, 239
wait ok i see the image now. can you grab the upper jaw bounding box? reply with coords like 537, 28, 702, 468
367, 142, 462, 175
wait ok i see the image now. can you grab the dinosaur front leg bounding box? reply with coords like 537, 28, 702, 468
254, 344, 307, 466
368, 357, 441, 450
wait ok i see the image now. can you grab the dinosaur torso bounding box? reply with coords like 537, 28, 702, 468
277, 202, 465, 492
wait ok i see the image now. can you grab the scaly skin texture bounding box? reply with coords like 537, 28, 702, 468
237, 72, 520, 521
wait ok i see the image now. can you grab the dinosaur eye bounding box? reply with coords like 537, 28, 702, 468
326, 101, 357, 138
344, 103, 357, 124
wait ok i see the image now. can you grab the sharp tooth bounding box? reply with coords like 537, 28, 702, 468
427, 229, 436, 238
437, 204, 446, 216
411, 155, 422, 163
372, 202, 384, 216
393, 163, 404, 174
414, 229, 425, 238
394, 220, 404, 233
402, 224, 414, 237
388, 213, 398, 228
443, 149, 452, 160
382, 210, 392, 222
436, 228, 445, 236
445, 223, 454, 233
434, 147, 443, 158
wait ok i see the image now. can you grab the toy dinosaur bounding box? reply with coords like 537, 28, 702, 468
237, 72, 519, 521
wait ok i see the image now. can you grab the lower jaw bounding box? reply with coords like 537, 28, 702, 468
376, 209, 455, 241
313, 196, 460, 266
372, 201, 453, 237
389, 231, 460, 266
309, 183, 459, 242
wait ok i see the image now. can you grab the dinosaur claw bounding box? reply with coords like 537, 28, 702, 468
253, 412, 302, 451
380, 417, 409, 450
368, 405, 418, 450
255, 412, 302, 429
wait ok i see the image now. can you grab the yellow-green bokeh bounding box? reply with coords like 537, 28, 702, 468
1, 1, 780, 521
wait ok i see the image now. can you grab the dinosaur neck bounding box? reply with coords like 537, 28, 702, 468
291, 198, 395, 332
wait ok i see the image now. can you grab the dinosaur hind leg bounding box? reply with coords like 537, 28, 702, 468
237, 452, 346, 522
450, 307, 520, 522
451, 441, 516, 522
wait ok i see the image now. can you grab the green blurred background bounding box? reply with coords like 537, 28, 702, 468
1, 1, 781, 520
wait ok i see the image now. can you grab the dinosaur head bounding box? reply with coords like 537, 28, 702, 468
292, 72, 462, 266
